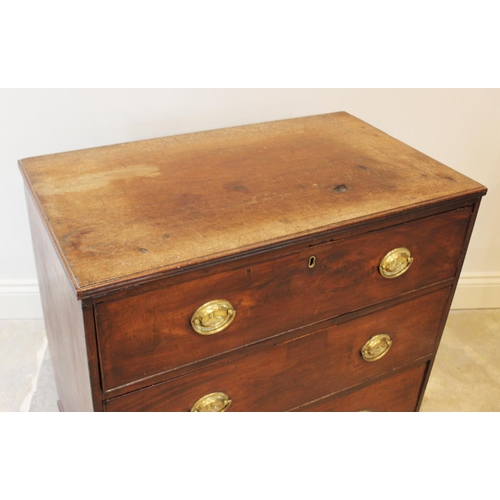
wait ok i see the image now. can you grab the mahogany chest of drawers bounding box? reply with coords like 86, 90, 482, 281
19, 112, 487, 412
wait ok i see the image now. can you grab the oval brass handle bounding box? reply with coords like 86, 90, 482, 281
379, 247, 413, 279
191, 299, 236, 335
190, 392, 232, 412
361, 334, 392, 362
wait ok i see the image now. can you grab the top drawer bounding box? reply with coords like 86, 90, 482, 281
96, 206, 471, 391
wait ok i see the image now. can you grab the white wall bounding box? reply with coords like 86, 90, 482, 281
1, 89, 499, 318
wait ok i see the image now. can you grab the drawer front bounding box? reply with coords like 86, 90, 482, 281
103, 288, 449, 411
291, 363, 428, 412
97, 207, 469, 391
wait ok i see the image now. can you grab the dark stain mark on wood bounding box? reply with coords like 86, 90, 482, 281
333, 184, 349, 193
139, 248, 148, 253
225, 182, 250, 194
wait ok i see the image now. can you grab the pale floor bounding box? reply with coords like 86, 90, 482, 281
1, 309, 499, 412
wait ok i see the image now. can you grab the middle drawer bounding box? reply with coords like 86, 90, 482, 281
104, 287, 450, 411
96, 207, 469, 391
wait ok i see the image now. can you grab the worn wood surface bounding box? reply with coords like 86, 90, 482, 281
96, 207, 470, 391
20, 113, 487, 412
25, 187, 99, 411
291, 363, 428, 412
87, 196, 479, 305
19, 112, 487, 297
103, 288, 449, 411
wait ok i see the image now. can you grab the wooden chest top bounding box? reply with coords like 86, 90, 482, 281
19, 112, 486, 298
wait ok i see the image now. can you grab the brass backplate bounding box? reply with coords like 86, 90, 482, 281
191, 299, 236, 335
190, 392, 232, 412
361, 333, 393, 362
379, 247, 413, 279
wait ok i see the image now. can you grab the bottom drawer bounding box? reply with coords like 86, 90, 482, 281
292, 363, 428, 412
104, 288, 448, 412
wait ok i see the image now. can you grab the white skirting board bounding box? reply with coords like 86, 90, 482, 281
0, 280, 43, 320
450, 273, 500, 310
1, 275, 500, 319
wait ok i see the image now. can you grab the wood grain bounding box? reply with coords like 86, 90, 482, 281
25, 187, 99, 411
96, 207, 470, 391
18, 112, 487, 297
103, 288, 449, 411
20, 113, 487, 412
291, 363, 429, 412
